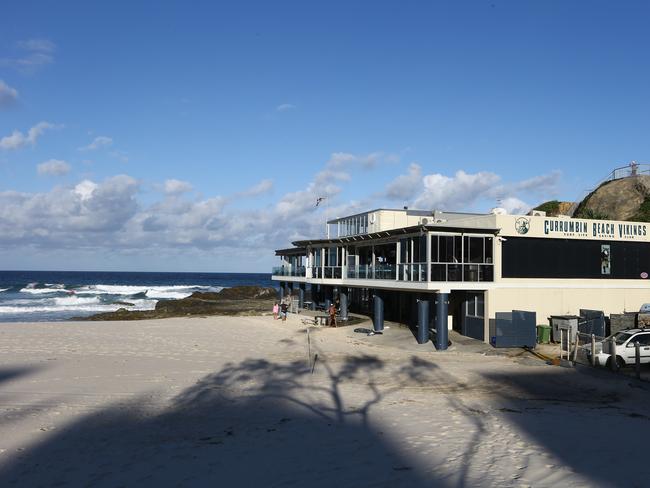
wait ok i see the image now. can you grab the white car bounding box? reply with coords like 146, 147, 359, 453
586, 328, 650, 368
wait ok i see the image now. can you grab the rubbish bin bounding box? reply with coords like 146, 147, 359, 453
536, 324, 551, 344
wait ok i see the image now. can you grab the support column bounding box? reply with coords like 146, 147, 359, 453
417, 296, 430, 344
311, 284, 317, 310
435, 292, 449, 351
324, 285, 332, 311
373, 290, 384, 332
339, 288, 348, 321
298, 283, 305, 309
279, 282, 285, 302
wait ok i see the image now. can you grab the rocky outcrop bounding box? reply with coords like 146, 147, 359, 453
78, 286, 277, 321
573, 175, 650, 221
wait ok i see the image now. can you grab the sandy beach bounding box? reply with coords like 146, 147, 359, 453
0, 313, 648, 487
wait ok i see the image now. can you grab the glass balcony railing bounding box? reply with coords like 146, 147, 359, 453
271, 266, 306, 277
430, 263, 494, 282
311, 266, 342, 279
273, 263, 494, 282
347, 264, 396, 280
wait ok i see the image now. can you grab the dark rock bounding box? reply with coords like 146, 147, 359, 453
77, 285, 277, 321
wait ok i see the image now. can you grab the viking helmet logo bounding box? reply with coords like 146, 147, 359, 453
515, 217, 530, 235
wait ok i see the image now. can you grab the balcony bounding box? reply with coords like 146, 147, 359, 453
347, 264, 396, 280
311, 266, 342, 279
429, 263, 494, 282
272, 266, 306, 277
274, 263, 494, 282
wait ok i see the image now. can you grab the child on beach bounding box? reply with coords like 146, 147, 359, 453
328, 303, 337, 327
273, 302, 279, 320
280, 302, 288, 321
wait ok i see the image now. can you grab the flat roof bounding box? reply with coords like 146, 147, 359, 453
326, 208, 487, 224
287, 223, 499, 248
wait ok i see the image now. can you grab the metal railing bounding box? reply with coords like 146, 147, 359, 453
271, 266, 306, 277
429, 263, 494, 282
398, 263, 427, 282
311, 266, 342, 279
346, 265, 395, 280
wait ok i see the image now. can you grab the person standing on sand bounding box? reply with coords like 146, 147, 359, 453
273, 302, 279, 320
328, 302, 337, 327
280, 302, 288, 321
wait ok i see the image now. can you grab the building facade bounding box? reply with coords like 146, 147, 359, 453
272, 208, 650, 348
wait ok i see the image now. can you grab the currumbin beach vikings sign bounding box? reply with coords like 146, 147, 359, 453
542, 218, 647, 239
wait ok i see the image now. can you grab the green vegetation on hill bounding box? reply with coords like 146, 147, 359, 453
533, 200, 560, 216
630, 196, 650, 222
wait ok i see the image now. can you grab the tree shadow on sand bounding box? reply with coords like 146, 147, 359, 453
479, 367, 650, 487
0, 354, 455, 487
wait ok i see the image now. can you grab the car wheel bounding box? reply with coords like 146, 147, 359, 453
616, 356, 626, 369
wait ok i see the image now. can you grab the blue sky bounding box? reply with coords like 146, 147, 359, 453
1, 1, 649, 272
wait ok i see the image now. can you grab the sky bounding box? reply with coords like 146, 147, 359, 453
1, 0, 649, 272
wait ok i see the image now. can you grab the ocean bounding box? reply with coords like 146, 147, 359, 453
0, 271, 275, 322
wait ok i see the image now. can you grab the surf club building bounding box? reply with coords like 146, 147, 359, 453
272, 208, 650, 349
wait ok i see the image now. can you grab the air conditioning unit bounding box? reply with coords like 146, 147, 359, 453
420, 217, 429, 225
527, 210, 546, 217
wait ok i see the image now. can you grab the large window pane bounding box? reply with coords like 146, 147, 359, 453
470, 237, 484, 263
431, 235, 438, 262
440, 236, 453, 262
485, 237, 493, 263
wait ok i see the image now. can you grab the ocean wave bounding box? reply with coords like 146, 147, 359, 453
53, 295, 102, 306
0, 299, 156, 315
74, 284, 222, 299
19, 283, 72, 295
0, 288, 9, 293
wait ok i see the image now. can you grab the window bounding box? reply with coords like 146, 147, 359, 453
632, 334, 650, 346
466, 293, 484, 317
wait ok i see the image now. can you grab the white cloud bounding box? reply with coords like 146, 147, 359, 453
237, 179, 273, 197
0, 175, 139, 246
0, 39, 56, 72
74, 180, 98, 201
78, 136, 113, 151
276, 103, 296, 112
0, 121, 58, 150
499, 197, 531, 215
0, 150, 561, 264
17, 39, 56, 53
164, 179, 193, 195
0, 80, 19, 109
414, 170, 501, 210
37, 159, 70, 176
385, 163, 423, 201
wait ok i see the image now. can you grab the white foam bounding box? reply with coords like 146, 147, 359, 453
20, 287, 69, 295
0, 288, 9, 293
75, 284, 218, 299
0, 299, 156, 315
53, 295, 102, 306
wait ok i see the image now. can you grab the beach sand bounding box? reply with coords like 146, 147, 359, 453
0, 313, 648, 487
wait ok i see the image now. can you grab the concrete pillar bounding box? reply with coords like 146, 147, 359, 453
324, 285, 332, 311
340, 289, 348, 321
373, 290, 384, 332
417, 296, 430, 344
298, 283, 305, 309
311, 284, 317, 310
435, 292, 449, 351
279, 282, 285, 302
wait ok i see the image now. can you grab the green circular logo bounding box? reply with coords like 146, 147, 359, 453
515, 217, 530, 235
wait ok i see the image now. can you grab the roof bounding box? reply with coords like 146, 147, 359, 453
274, 247, 306, 256
326, 207, 487, 224
287, 223, 500, 248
